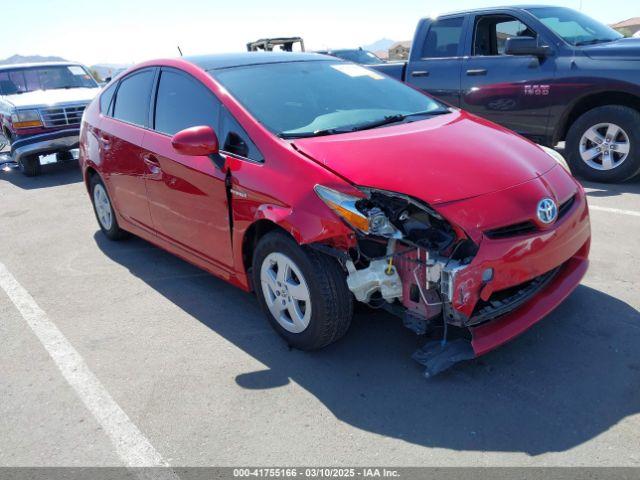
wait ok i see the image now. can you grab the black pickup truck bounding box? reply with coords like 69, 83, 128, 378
372, 6, 640, 183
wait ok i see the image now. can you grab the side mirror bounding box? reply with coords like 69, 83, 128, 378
171, 126, 220, 156
104, 76, 112, 83
504, 36, 551, 57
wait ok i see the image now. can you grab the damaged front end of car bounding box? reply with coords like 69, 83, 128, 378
314, 185, 482, 377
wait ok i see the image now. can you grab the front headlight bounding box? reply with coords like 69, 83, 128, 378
11, 109, 43, 129
314, 185, 370, 233
539, 145, 571, 174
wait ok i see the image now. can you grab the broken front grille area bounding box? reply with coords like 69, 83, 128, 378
484, 194, 577, 240
40, 104, 87, 127
468, 265, 562, 325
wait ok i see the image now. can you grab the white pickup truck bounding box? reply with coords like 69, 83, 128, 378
0, 62, 100, 176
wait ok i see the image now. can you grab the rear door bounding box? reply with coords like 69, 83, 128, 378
405, 15, 467, 106
99, 68, 156, 231
460, 12, 557, 140
141, 68, 234, 269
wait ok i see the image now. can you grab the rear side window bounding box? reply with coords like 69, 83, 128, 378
100, 83, 117, 115
153, 70, 221, 135
422, 17, 465, 58
113, 70, 154, 127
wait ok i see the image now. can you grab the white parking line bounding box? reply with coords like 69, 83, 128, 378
0, 261, 173, 470
589, 205, 640, 217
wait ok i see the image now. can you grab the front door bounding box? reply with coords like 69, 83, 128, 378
141, 68, 234, 270
460, 13, 557, 140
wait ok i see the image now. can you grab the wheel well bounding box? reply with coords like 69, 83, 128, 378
557, 91, 640, 143
242, 220, 288, 285
85, 166, 98, 193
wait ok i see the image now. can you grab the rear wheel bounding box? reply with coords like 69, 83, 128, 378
566, 105, 640, 182
19, 155, 41, 177
252, 231, 353, 350
90, 175, 129, 240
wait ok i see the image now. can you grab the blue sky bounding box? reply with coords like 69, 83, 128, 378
3, 0, 637, 65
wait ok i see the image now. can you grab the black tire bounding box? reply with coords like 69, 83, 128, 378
89, 174, 129, 241
252, 231, 353, 350
566, 105, 640, 182
56, 150, 74, 162
19, 155, 41, 177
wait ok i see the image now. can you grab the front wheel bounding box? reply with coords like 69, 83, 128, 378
566, 105, 640, 182
252, 231, 353, 350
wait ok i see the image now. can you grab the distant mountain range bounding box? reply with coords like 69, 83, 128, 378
0, 54, 68, 65
362, 38, 396, 52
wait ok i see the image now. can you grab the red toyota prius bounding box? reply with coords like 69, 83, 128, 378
79, 53, 590, 376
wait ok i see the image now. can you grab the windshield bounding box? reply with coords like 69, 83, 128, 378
0, 65, 98, 95
212, 61, 445, 137
527, 7, 623, 46
331, 50, 384, 65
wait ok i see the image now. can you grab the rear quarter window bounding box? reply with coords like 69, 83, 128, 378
100, 83, 117, 115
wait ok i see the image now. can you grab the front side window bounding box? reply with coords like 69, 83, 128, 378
527, 7, 622, 46
220, 107, 262, 162
212, 61, 446, 138
473, 15, 538, 56
112, 70, 155, 127
154, 70, 221, 136
421, 17, 465, 58
0, 65, 97, 95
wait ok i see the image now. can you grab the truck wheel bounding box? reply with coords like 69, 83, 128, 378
19, 155, 42, 177
252, 231, 353, 350
56, 150, 74, 162
89, 175, 129, 240
566, 106, 640, 182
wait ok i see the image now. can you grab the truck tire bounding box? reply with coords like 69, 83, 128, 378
252, 230, 353, 350
566, 105, 640, 182
19, 155, 41, 177
89, 175, 129, 240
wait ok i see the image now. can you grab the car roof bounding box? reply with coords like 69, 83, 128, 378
436, 4, 560, 17
0, 61, 83, 71
185, 52, 335, 71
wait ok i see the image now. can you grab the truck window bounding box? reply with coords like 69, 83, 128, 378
421, 17, 465, 59
473, 15, 537, 56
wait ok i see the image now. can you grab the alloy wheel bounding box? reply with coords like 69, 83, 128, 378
579, 123, 631, 171
93, 184, 113, 230
260, 252, 312, 333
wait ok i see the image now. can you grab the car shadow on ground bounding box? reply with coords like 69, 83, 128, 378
95, 232, 640, 456
0, 161, 82, 190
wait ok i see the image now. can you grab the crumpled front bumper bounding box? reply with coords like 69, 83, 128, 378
10, 128, 80, 164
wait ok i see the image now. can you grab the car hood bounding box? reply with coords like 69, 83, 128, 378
3, 87, 100, 108
293, 110, 557, 205
582, 38, 640, 61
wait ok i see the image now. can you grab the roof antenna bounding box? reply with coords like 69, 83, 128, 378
177, 45, 183, 57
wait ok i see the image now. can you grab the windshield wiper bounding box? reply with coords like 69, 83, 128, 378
346, 108, 451, 132
278, 108, 450, 139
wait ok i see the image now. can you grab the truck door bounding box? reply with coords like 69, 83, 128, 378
406, 15, 467, 107
460, 13, 557, 142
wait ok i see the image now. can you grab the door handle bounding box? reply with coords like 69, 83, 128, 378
466, 68, 488, 76
143, 154, 161, 173
98, 135, 111, 149
411, 70, 429, 77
